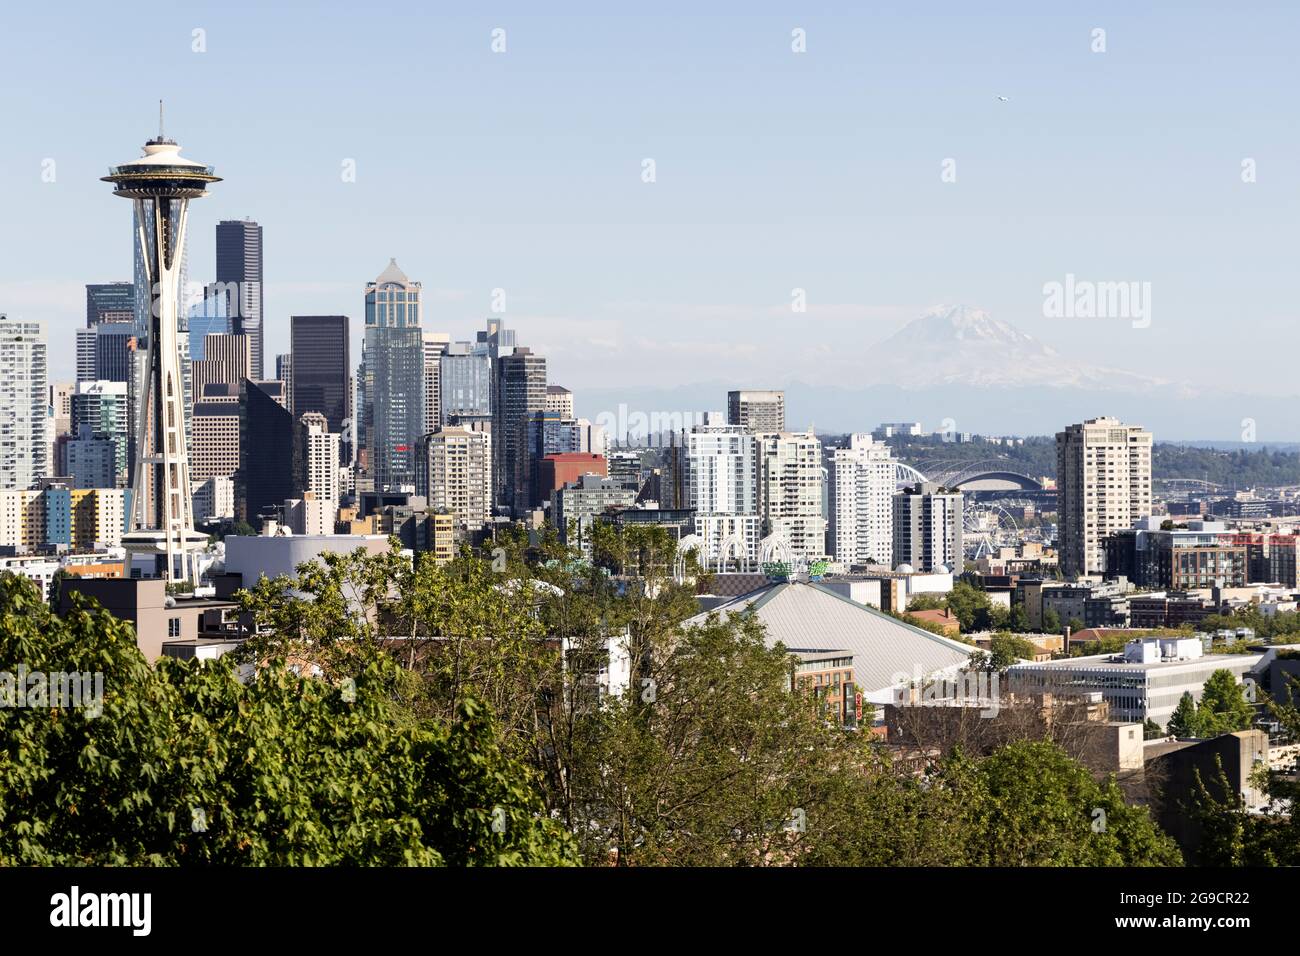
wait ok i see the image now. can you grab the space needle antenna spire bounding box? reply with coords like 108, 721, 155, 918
158, 99, 164, 140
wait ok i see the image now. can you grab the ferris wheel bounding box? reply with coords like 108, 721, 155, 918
963, 502, 1021, 559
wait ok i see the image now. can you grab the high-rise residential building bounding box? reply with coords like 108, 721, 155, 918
1056, 417, 1153, 578
295, 412, 340, 531
727, 389, 786, 434
422, 332, 450, 438
70, 381, 129, 487
211, 219, 264, 379
290, 315, 351, 464
496, 346, 547, 514
755, 430, 826, 561
545, 385, 574, 419
361, 260, 425, 492
827, 434, 896, 568
440, 340, 492, 425
105, 126, 215, 583
417, 427, 493, 535
893, 481, 963, 573
686, 422, 759, 565
191, 332, 251, 401
86, 282, 135, 326
66, 434, 117, 489
0, 315, 49, 489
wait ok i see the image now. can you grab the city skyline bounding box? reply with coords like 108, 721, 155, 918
4, 2, 1300, 441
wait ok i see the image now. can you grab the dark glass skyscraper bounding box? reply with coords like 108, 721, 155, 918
291, 315, 351, 464
497, 346, 547, 515
237, 379, 294, 522
85, 282, 135, 326
212, 219, 264, 379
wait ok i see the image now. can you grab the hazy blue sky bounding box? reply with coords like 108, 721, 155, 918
2, 1, 1297, 423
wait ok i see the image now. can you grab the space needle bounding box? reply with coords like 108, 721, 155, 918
102, 105, 220, 585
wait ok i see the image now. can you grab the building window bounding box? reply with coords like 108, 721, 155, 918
168, 616, 181, 638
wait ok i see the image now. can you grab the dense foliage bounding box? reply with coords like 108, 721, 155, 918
1, 526, 1189, 867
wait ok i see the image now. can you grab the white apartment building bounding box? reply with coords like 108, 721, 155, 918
1056, 417, 1152, 578
756, 430, 826, 561
419, 426, 493, 533
686, 423, 760, 564
0, 316, 49, 489
893, 481, 963, 573
827, 434, 896, 568
300, 413, 341, 528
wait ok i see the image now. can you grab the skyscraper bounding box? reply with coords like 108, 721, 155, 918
893, 482, 963, 573
0, 315, 49, 489
496, 346, 547, 514
237, 379, 294, 522
361, 261, 424, 492
440, 340, 492, 424
294, 412, 340, 533
103, 121, 218, 582
290, 315, 350, 464
727, 390, 786, 434
1056, 417, 1153, 579
191, 333, 251, 401
827, 434, 896, 568
93, 322, 136, 384
85, 282, 135, 326
212, 219, 264, 379
422, 332, 450, 436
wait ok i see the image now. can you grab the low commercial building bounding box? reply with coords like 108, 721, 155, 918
1007, 637, 1264, 727
1105, 518, 1248, 589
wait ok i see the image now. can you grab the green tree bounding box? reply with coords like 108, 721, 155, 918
0, 573, 576, 866
1007, 603, 1031, 633
1197, 669, 1255, 735
1143, 718, 1165, 740
1042, 607, 1062, 634
962, 741, 1181, 866
1167, 691, 1204, 738
970, 632, 1037, 673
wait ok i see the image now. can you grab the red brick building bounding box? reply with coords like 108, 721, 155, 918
538, 453, 606, 502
